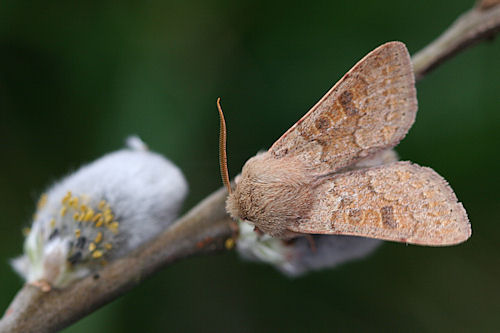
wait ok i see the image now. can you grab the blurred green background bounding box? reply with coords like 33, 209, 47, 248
1, 0, 499, 332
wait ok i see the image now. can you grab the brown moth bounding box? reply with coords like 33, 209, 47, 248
218, 41, 471, 246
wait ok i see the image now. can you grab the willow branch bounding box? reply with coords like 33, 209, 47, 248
0, 187, 233, 333
412, 1, 500, 80
1, 2, 499, 333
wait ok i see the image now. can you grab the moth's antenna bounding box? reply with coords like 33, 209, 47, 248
217, 98, 232, 194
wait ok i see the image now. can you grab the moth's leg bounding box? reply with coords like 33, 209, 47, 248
229, 220, 239, 237
305, 235, 317, 253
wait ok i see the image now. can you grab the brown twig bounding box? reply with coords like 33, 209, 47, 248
412, 2, 500, 81
0, 188, 233, 333
1, 2, 499, 333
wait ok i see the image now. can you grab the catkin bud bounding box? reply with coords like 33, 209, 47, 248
236, 220, 381, 277
11, 137, 188, 288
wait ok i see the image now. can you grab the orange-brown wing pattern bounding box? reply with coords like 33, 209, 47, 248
288, 162, 471, 246
269, 42, 417, 175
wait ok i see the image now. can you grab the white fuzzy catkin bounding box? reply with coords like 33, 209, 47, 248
11, 137, 188, 288
236, 220, 381, 277
279, 235, 381, 276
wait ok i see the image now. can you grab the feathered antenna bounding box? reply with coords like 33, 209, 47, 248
217, 98, 232, 194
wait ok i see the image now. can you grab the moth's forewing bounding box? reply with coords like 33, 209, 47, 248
269, 41, 417, 175
288, 162, 471, 246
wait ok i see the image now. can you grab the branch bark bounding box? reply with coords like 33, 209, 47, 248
1, 2, 499, 333
412, 2, 500, 80
0, 188, 233, 333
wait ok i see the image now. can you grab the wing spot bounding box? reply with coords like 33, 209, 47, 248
347, 208, 365, 224
365, 209, 382, 226
315, 116, 332, 132
339, 90, 353, 104
339, 90, 358, 116
381, 205, 397, 228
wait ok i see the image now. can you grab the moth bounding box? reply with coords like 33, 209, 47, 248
218, 41, 471, 246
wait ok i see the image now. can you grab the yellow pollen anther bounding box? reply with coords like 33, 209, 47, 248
69, 197, 79, 209
108, 221, 119, 233
103, 243, 112, 250
60, 206, 68, 217
225, 238, 235, 250
89, 242, 96, 252
62, 191, 72, 204
83, 209, 95, 222
92, 250, 103, 259
94, 232, 103, 244
75, 229, 81, 238
92, 213, 102, 223
98, 200, 107, 210
80, 204, 88, 212
37, 194, 48, 210
95, 218, 104, 227
73, 212, 80, 221
50, 218, 56, 228
104, 211, 114, 224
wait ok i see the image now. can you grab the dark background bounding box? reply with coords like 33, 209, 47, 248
1, 1, 499, 332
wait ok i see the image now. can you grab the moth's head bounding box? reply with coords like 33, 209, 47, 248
224, 153, 266, 222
